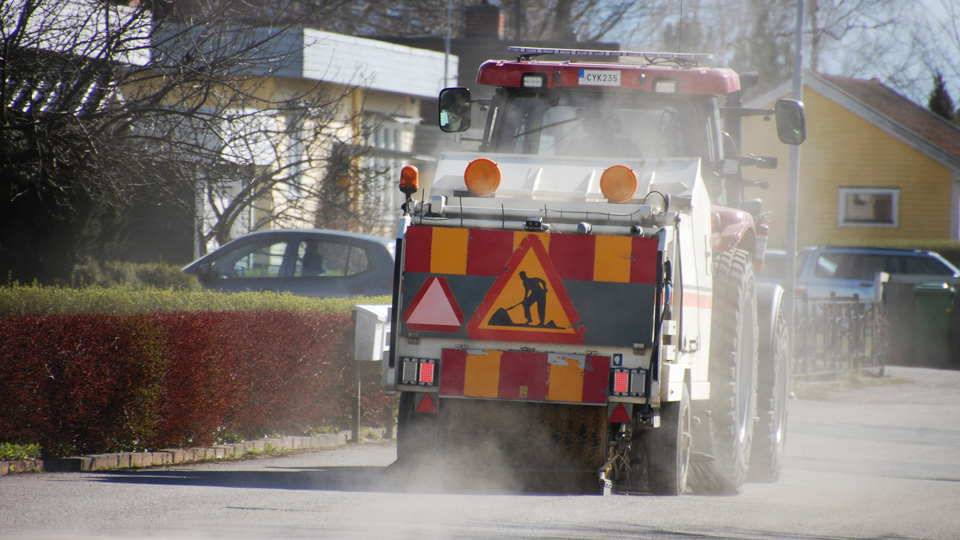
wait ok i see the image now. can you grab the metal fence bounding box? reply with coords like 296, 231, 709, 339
791, 275, 960, 379
792, 294, 886, 380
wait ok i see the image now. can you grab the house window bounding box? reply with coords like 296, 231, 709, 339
838, 188, 899, 227
363, 118, 410, 230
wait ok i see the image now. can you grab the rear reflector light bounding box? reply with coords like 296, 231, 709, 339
610, 368, 646, 397
613, 371, 630, 394
400, 357, 439, 386
419, 361, 435, 384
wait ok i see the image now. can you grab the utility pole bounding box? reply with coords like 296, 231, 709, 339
785, 0, 805, 354
444, 0, 452, 86
515, 0, 522, 41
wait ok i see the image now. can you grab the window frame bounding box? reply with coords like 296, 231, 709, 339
837, 187, 899, 228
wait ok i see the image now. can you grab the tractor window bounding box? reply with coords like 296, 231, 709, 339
493, 92, 708, 160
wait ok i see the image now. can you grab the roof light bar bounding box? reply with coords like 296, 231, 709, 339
508, 46, 712, 66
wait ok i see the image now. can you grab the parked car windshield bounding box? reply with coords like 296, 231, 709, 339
814, 252, 956, 281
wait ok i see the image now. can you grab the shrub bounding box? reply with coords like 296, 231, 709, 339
0, 314, 166, 456
222, 311, 354, 438
0, 310, 396, 457
150, 312, 243, 448
70, 259, 203, 291
0, 443, 42, 460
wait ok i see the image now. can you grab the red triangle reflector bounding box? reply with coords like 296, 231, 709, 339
416, 393, 438, 414
609, 403, 631, 424
403, 276, 464, 332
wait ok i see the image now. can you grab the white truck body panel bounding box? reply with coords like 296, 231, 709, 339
406, 152, 714, 404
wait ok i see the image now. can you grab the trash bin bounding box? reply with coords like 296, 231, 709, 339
883, 282, 918, 366
913, 283, 955, 367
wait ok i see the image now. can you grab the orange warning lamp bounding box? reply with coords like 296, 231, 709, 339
399, 165, 419, 196
464, 158, 501, 196
600, 165, 638, 203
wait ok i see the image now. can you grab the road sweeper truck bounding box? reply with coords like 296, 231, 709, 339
382, 47, 805, 495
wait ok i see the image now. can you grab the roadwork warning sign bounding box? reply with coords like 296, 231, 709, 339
466, 234, 585, 344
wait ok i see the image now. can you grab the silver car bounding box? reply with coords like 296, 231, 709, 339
183, 229, 395, 298
795, 246, 960, 300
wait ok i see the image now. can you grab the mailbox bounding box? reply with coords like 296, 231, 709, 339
354, 304, 391, 362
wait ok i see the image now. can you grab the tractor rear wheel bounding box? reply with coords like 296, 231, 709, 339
706, 248, 758, 489
749, 296, 789, 482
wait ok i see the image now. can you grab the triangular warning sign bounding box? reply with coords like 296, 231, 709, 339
403, 276, 464, 332
609, 403, 632, 424
467, 234, 585, 344
416, 393, 438, 414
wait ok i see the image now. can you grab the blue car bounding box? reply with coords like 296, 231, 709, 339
796, 246, 960, 300
183, 229, 395, 298
759, 246, 960, 301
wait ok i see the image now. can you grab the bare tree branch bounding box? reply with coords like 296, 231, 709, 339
1, 0, 389, 281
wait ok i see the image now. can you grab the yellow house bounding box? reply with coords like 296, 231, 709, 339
742, 73, 960, 250
187, 29, 451, 252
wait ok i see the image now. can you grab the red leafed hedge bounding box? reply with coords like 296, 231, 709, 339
0, 311, 395, 457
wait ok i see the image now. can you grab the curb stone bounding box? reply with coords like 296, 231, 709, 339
0, 429, 387, 475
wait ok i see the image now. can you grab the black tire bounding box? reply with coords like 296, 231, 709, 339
396, 391, 439, 464
707, 249, 759, 489
749, 297, 789, 482
643, 384, 692, 496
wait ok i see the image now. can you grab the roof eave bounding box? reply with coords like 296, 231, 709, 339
745, 72, 960, 172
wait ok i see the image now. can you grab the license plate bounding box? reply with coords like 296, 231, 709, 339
578, 69, 621, 87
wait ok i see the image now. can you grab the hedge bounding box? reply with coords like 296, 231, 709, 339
0, 310, 395, 458
0, 282, 390, 316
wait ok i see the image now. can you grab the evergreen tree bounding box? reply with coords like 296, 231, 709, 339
928, 70, 959, 124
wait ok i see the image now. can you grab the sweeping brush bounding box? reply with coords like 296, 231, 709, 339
687, 451, 740, 495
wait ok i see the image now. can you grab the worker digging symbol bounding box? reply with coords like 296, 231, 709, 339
488, 270, 556, 328
519, 271, 548, 326
468, 234, 585, 343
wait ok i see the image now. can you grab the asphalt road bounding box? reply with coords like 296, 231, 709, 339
2, 365, 959, 540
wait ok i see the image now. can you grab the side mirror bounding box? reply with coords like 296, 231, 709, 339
439, 87, 471, 133
741, 198, 763, 218
775, 99, 806, 145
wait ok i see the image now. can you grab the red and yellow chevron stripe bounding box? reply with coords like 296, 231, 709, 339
439, 349, 610, 404
404, 226, 657, 284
